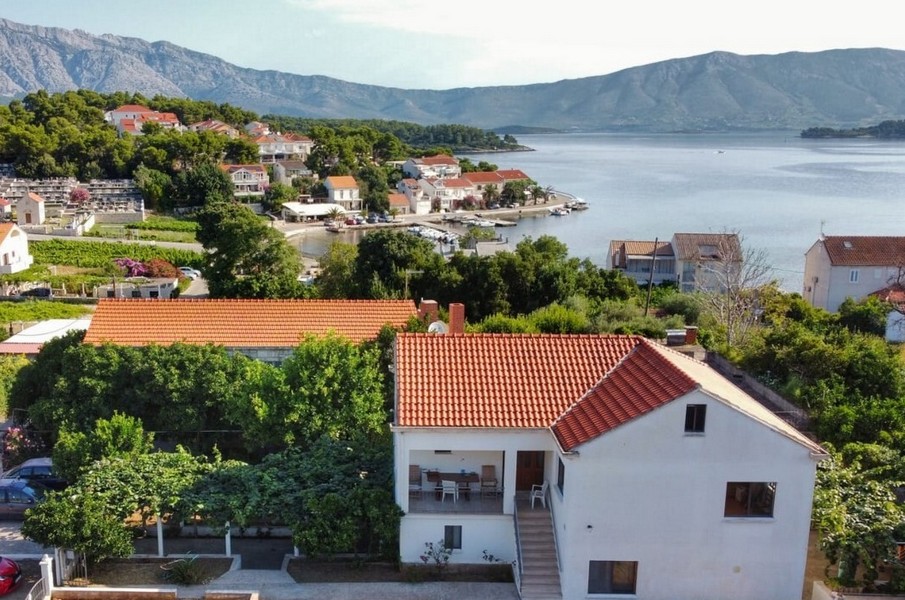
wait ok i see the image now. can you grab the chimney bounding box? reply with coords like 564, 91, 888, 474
684, 326, 698, 345
448, 303, 465, 334
418, 299, 439, 322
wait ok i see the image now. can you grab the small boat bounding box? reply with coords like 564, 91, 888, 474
549, 206, 571, 216
567, 198, 589, 210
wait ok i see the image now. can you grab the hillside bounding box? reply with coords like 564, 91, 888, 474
2, 18, 905, 132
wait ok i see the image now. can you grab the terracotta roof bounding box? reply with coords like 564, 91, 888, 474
325, 176, 358, 189
434, 177, 472, 188
0, 198, 10, 206
113, 104, 153, 113
418, 155, 458, 165
871, 283, 905, 308
497, 169, 531, 181
220, 164, 267, 174
821, 236, 905, 266
0, 343, 42, 355
396, 334, 670, 431
0, 222, 13, 243
552, 341, 698, 450
462, 172, 505, 184
84, 299, 417, 347
388, 193, 409, 208
672, 233, 740, 261
395, 333, 826, 455
25, 192, 44, 203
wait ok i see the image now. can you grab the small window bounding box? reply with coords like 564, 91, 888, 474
444, 525, 462, 550
849, 269, 860, 283
684, 404, 706, 433
557, 458, 565, 495
725, 482, 776, 517
588, 560, 637, 594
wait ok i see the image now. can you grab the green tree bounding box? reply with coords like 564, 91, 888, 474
168, 162, 234, 209
838, 296, 891, 337
196, 201, 304, 298
316, 241, 358, 299
262, 182, 297, 213
351, 230, 443, 299
53, 412, 154, 484
0, 355, 28, 420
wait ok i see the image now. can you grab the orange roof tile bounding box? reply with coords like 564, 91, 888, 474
84, 299, 417, 347
462, 172, 504, 184
25, 192, 44, 203
325, 176, 358, 189
396, 334, 675, 431
113, 104, 153, 113
672, 232, 740, 261
497, 169, 531, 181
822, 236, 905, 266
418, 155, 458, 165
552, 341, 697, 451
388, 193, 409, 207
0, 222, 13, 243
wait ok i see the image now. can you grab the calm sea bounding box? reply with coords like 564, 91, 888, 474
302, 132, 905, 293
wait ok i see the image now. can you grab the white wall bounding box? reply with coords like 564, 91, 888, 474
395, 427, 553, 564
554, 391, 820, 600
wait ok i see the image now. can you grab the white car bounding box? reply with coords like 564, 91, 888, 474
179, 267, 202, 280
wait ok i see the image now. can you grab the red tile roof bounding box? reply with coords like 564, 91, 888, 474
325, 176, 358, 189
871, 283, 905, 308
497, 169, 531, 181
552, 341, 698, 450
84, 299, 417, 347
822, 236, 905, 266
0, 222, 13, 244
25, 192, 44, 203
395, 334, 694, 435
462, 172, 504, 184
113, 104, 153, 113
418, 155, 458, 166
672, 233, 741, 261
388, 193, 409, 208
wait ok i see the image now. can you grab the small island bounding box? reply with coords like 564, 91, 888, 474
801, 119, 905, 138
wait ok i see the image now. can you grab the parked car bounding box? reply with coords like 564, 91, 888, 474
178, 267, 201, 280
18, 287, 52, 299
0, 556, 22, 596
0, 480, 46, 520
0, 457, 67, 491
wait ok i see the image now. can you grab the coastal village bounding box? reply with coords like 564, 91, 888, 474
0, 99, 904, 600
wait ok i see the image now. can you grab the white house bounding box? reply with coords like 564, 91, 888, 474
17, 192, 45, 226
672, 232, 741, 292
254, 133, 314, 163
417, 177, 475, 212
607, 240, 677, 285
803, 235, 905, 312
324, 176, 361, 212
0, 222, 34, 274
396, 179, 430, 215
402, 155, 461, 180
104, 104, 183, 135
392, 314, 826, 600
220, 164, 269, 197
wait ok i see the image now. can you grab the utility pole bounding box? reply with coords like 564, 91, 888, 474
644, 238, 659, 316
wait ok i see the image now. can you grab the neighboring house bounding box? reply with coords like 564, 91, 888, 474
220, 164, 269, 197
83, 298, 418, 364
0, 222, 34, 274
672, 232, 742, 292
496, 169, 532, 185
803, 235, 905, 312
17, 192, 45, 226
387, 193, 410, 216
393, 321, 826, 600
324, 176, 362, 212
281, 201, 346, 222
396, 179, 430, 215
607, 240, 676, 285
273, 160, 313, 186
244, 121, 271, 137
418, 177, 475, 212
188, 119, 241, 138
461, 171, 505, 195
870, 284, 905, 342
402, 155, 461, 180
0, 197, 10, 219
104, 104, 183, 135
255, 133, 314, 163
0, 318, 91, 357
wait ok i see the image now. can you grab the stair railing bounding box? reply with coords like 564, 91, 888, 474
513, 494, 524, 594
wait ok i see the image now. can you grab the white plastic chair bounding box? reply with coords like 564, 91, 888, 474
530, 480, 549, 509
441, 479, 458, 503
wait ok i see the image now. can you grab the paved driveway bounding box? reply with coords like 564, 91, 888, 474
0, 522, 51, 558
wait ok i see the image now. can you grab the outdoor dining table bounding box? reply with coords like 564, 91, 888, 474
425, 470, 480, 500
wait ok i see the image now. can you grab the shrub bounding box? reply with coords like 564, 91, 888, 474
160, 554, 211, 585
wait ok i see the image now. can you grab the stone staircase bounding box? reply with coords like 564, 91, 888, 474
516, 500, 563, 600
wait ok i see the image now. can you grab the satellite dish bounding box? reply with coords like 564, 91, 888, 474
427, 321, 448, 334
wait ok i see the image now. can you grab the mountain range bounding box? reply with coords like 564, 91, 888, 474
1, 17, 905, 133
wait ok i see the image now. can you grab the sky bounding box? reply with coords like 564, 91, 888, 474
3, 0, 904, 90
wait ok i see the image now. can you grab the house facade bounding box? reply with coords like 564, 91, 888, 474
83, 298, 418, 364
188, 119, 241, 138
396, 179, 430, 215
324, 176, 362, 212
255, 133, 314, 163
0, 223, 34, 274
17, 192, 45, 226
672, 232, 741, 292
402, 155, 461, 180
220, 164, 269, 197
104, 105, 183, 135
393, 326, 825, 600
418, 177, 474, 212
607, 240, 676, 285
803, 235, 905, 312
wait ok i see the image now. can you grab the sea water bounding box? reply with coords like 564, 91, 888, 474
302, 132, 905, 293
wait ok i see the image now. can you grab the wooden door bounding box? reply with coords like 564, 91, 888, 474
515, 451, 545, 491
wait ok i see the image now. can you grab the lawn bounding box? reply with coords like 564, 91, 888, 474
67, 557, 233, 587
286, 558, 512, 584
